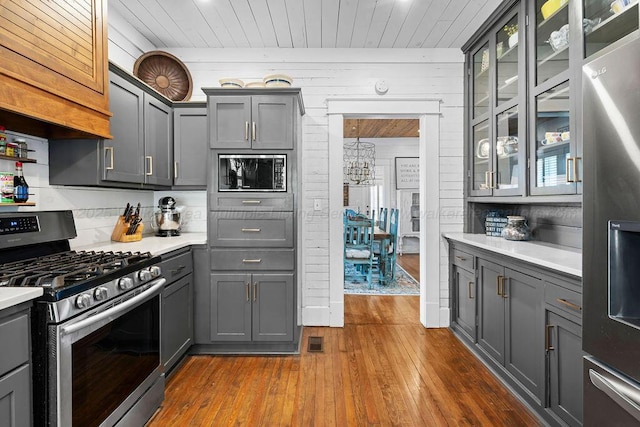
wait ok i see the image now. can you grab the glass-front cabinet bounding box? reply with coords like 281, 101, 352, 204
469, 5, 526, 197
529, 0, 580, 195
583, 0, 639, 58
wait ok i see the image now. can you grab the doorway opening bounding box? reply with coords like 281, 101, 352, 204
327, 97, 442, 328
342, 118, 421, 295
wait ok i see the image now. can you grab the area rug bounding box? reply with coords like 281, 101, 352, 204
344, 264, 419, 295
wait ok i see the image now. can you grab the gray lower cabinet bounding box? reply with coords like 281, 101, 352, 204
449, 240, 580, 425
478, 258, 544, 404
160, 249, 194, 375
173, 104, 207, 188
0, 303, 32, 427
210, 273, 294, 342
545, 280, 583, 426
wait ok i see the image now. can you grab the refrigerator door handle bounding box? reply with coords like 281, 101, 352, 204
590, 369, 640, 423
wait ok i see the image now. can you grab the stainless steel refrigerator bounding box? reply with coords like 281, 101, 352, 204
583, 36, 640, 426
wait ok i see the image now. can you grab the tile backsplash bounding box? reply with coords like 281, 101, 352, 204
0, 129, 206, 248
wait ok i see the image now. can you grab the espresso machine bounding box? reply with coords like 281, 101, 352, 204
153, 196, 182, 236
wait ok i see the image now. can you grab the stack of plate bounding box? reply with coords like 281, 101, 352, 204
263, 74, 293, 87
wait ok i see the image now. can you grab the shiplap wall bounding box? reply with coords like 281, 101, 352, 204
108, 16, 465, 325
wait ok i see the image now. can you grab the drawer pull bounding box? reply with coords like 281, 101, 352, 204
468, 281, 474, 299
545, 324, 555, 352
455, 255, 467, 262
242, 259, 262, 264
556, 298, 582, 311
242, 200, 262, 205
170, 265, 186, 275
241, 228, 261, 232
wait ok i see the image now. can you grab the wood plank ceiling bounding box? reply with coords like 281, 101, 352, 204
344, 119, 418, 138
109, 0, 504, 49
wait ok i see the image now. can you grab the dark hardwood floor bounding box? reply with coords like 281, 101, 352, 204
149, 295, 540, 426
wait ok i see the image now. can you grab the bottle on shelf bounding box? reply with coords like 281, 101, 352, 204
0, 126, 6, 155
13, 161, 29, 203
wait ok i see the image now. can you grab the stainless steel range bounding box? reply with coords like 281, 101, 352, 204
0, 210, 166, 427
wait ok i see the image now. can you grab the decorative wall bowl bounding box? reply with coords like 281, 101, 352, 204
134, 51, 193, 101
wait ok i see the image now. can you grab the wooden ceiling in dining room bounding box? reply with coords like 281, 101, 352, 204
343, 119, 419, 138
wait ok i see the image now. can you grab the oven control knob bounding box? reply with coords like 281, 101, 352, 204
75, 294, 92, 309
118, 277, 133, 290
138, 269, 152, 281
150, 266, 161, 278
94, 287, 109, 301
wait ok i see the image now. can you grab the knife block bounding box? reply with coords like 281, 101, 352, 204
111, 215, 144, 242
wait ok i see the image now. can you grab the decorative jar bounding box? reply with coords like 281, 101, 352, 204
501, 216, 531, 241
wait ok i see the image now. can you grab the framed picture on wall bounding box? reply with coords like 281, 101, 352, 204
395, 157, 419, 189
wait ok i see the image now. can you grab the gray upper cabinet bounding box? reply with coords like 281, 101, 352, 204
173, 105, 207, 188
49, 64, 173, 189
468, 3, 526, 198
209, 91, 295, 150
104, 71, 145, 184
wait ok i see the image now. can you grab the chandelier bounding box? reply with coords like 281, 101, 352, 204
344, 121, 376, 186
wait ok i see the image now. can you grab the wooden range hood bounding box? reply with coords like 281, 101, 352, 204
0, 0, 112, 140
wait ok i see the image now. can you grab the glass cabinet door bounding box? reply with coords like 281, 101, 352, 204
531, 81, 575, 192
472, 120, 491, 193
496, 15, 520, 105
584, 0, 639, 58
473, 43, 490, 119
535, 0, 570, 86
495, 107, 520, 191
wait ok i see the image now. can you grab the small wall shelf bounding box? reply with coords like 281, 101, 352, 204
0, 155, 36, 163
0, 202, 36, 206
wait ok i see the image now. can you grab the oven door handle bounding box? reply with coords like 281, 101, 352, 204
60, 278, 166, 336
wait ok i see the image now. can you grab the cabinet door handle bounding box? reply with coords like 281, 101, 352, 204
496, 275, 503, 296
145, 156, 153, 176
501, 276, 508, 298
252, 122, 256, 141
105, 146, 114, 170
174, 161, 178, 179
485, 171, 490, 189
242, 200, 261, 205
468, 281, 474, 299
556, 298, 582, 311
253, 282, 257, 301
574, 157, 582, 183
241, 228, 261, 232
246, 282, 250, 301
245, 121, 249, 141
545, 324, 555, 352
242, 259, 262, 264
566, 157, 575, 183
490, 171, 496, 189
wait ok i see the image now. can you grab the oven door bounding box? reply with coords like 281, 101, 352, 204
51, 278, 165, 427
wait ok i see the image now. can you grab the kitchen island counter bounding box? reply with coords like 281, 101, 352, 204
71, 232, 207, 256
443, 232, 582, 278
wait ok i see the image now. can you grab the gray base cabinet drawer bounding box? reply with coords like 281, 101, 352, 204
210, 194, 293, 211
210, 249, 294, 271
209, 212, 293, 247
0, 364, 31, 427
0, 313, 29, 377
545, 282, 582, 321
452, 248, 474, 271
160, 250, 193, 283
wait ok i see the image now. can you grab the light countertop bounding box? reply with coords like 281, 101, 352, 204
71, 232, 208, 257
0, 288, 43, 311
443, 233, 582, 278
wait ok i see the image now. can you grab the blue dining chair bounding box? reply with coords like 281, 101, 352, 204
378, 207, 388, 231
344, 216, 375, 288
380, 208, 399, 283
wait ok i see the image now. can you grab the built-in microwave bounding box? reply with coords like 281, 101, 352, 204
218, 154, 286, 192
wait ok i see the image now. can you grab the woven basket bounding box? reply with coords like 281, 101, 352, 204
133, 51, 193, 101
